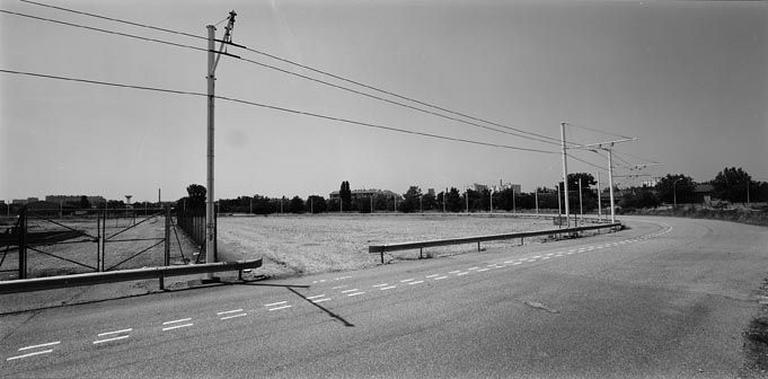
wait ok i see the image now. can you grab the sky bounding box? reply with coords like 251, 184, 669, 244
1, 0, 766, 202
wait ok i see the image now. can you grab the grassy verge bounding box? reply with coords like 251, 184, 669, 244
620, 206, 768, 227
742, 279, 768, 377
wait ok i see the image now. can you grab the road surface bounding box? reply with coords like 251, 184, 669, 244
2, 216, 766, 378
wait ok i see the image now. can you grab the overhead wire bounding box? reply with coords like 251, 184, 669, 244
16, 0, 575, 148
0, 69, 558, 155
567, 121, 633, 140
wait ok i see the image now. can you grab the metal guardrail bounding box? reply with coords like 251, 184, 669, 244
369, 223, 622, 263
0, 259, 262, 294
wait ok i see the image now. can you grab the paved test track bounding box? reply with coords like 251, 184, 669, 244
1, 216, 767, 378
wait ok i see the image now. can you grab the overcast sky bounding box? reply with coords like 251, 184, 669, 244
1, 0, 766, 202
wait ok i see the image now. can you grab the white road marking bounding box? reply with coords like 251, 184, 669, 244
555, 254, 564, 257
93, 335, 129, 345
372, 283, 389, 288
341, 288, 359, 293
433, 276, 448, 280
334, 276, 352, 280
318, 279, 327, 283
264, 301, 287, 307
216, 309, 243, 316
220, 313, 247, 320
400, 278, 415, 283
162, 318, 192, 325
541, 256, 551, 260
545, 253, 554, 256
468, 267, 480, 270
448, 270, 461, 274
456, 272, 469, 276
6, 349, 53, 361
408, 280, 424, 285
512, 262, 523, 265
268, 305, 292, 311
97, 328, 132, 337
425, 274, 439, 278
306, 294, 326, 300
477, 268, 490, 272
380, 285, 397, 290
532, 255, 541, 259
162, 323, 193, 331
347, 292, 365, 297
18, 341, 60, 351
504, 260, 517, 264
312, 298, 331, 303
331, 285, 347, 289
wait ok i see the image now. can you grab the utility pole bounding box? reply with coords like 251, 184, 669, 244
158, 188, 161, 205
205, 11, 238, 270
250, 196, 253, 214
311, 197, 314, 214
597, 172, 602, 221
557, 183, 562, 227
443, 188, 446, 213
560, 122, 570, 227
489, 188, 493, 213
465, 188, 469, 213
578, 177, 583, 223
535, 191, 539, 214
608, 149, 616, 223
512, 190, 516, 213
419, 195, 423, 213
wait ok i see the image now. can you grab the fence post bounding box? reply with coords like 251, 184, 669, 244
18, 208, 27, 279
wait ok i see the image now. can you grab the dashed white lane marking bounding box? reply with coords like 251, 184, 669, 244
433, 276, 448, 280
220, 313, 247, 320
268, 305, 292, 311
380, 285, 397, 290
468, 267, 480, 270
93, 335, 129, 345
532, 255, 541, 259
18, 341, 60, 351
162, 323, 193, 331
541, 256, 551, 260
448, 270, 461, 274
456, 272, 469, 276
372, 283, 389, 288
477, 268, 490, 272
425, 274, 439, 278
512, 262, 523, 265
216, 309, 243, 316
504, 260, 517, 264
312, 298, 331, 303
6, 349, 54, 361
332, 285, 347, 289
264, 301, 287, 307
162, 318, 192, 325
341, 288, 360, 293
347, 291, 365, 297
400, 278, 415, 283
97, 328, 132, 337
306, 294, 326, 300
545, 253, 554, 256
408, 280, 424, 285
334, 276, 352, 280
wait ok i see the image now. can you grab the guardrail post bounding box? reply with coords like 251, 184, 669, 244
477, 241, 481, 252
18, 208, 27, 279
419, 248, 423, 259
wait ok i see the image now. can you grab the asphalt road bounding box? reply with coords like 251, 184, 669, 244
2, 216, 767, 378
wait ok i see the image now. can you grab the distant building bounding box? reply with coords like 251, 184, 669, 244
694, 184, 715, 204
642, 177, 660, 188
12, 199, 28, 205
427, 188, 435, 197
45, 195, 106, 208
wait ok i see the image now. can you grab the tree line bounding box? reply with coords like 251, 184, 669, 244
175, 166, 767, 215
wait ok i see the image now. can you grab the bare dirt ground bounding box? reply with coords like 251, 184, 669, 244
216, 213, 557, 279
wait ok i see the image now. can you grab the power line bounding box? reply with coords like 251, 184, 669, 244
567, 122, 633, 140
0, 9, 208, 54
17, 0, 572, 147
0, 68, 558, 155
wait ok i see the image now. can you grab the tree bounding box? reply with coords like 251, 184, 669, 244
288, 196, 305, 213
446, 187, 463, 212
619, 187, 660, 209
401, 186, 422, 213
339, 181, 351, 211
655, 174, 695, 204
307, 195, 327, 214
186, 184, 207, 209
712, 167, 752, 203
79, 195, 91, 209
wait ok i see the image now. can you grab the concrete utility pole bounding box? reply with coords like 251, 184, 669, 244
489, 188, 494, 213
597, 172, 602, 221
578, 177, 583, 222
560, 122, 571, 227
535, 191, 539, 214
465, 188, 469, 213
557, 184, 562, 227
608, 149, 616, 223
443, 188, 447, 213
205, 11, 238, 270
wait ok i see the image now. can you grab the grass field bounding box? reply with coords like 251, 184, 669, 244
217, 214, 556, 279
